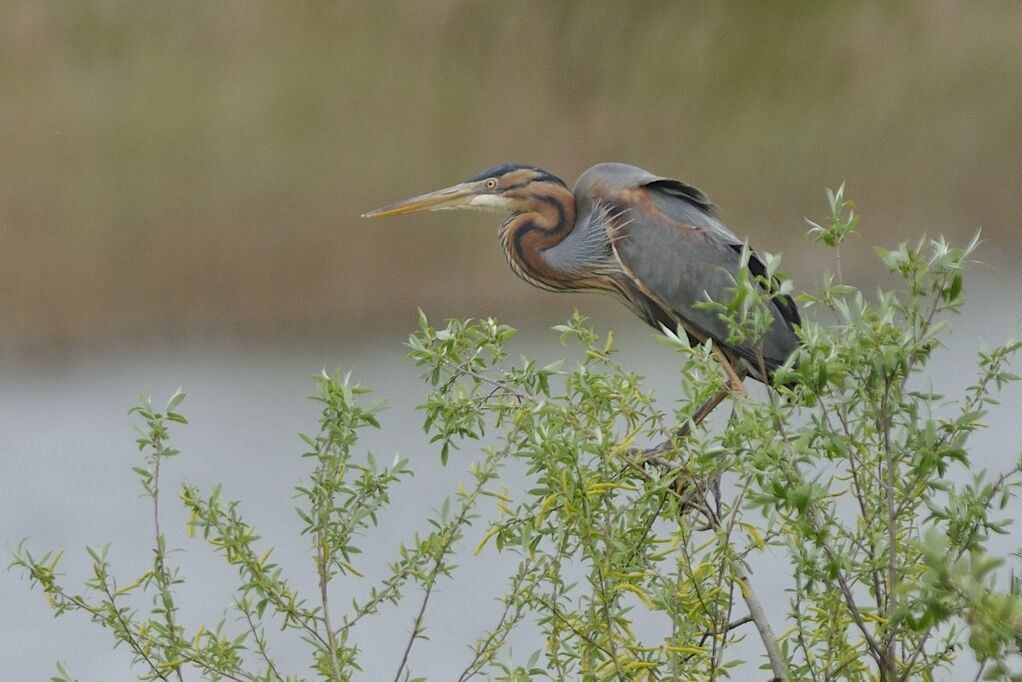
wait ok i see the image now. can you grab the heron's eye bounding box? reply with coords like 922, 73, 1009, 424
485, 179, 498, 189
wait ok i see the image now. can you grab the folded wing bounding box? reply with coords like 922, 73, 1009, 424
574, 163, 800, 374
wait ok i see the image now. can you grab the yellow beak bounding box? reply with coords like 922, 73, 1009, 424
361, 181, 483, 218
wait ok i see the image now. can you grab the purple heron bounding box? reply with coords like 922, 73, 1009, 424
364, 162, 799, 393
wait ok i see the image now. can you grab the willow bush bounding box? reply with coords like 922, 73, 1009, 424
13, 194, 1022, 681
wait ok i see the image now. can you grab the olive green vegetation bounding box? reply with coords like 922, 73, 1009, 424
14, 224, 1022, 679
3, 2, 1021, 351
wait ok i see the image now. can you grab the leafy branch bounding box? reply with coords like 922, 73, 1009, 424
11, 190, 1022, 681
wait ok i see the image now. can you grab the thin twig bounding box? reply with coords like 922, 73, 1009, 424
457, 555, 539, 681
664, 361, 790, 680
150, 431, 185, 682
393, 448, 505, 682
790, 568, 822, 682
574, 458, 626, 680
640, 388, 731, 458
701, 614, 754, 638
441, 357, 538, 404
97, 580, 173, 682
646, 347, 790, 680
761, 351, 884, 668
318, 544, 344, 681
971, 659, 987, 682
734, 566, 789, 681
898, 464, 1022, 680
535, 594, 618, 659
881, 382, 898, 681
237, 598, 284, 681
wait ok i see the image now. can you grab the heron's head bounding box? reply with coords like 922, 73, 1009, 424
362, 163, 567, 218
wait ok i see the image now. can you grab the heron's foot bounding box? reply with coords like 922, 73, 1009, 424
727, 378, 748, 399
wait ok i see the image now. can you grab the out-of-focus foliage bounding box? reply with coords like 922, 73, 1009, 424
3, 1, 1022, 351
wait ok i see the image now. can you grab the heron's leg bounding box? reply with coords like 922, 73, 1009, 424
640, 348, 744, 458
620, 386, 731, 531
629, 346, 746, 512
637, 352, 746, 518
678, 388, 729, 439
711, 345, 748, 398
637, 387, 729, 461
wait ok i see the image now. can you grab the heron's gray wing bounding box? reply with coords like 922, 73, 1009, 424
643, 176, 801, 329
602, 173, 799, 369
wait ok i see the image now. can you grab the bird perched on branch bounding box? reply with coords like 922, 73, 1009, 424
364, 162, 800, 392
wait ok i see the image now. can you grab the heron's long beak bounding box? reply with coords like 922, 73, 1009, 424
361, 181, 482, 218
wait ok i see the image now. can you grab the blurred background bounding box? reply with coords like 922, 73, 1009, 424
2, 1, 1021, 679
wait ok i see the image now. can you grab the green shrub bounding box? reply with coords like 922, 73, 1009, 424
13, 194, 1022, 681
